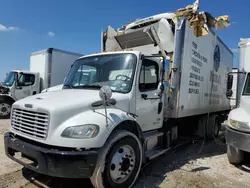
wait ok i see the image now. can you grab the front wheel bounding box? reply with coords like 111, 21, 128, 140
90, 130, 143, 188
227, 145, 244, 165
0, 101, 12, 119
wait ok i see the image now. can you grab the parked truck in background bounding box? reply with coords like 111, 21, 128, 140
226, 38, 250, 164
0, 48, 83, 118
4, 2, 233, 188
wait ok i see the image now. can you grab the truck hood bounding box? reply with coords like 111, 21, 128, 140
14, 89, 129, 112
12, 89, 130, 127
11, 88, 132, 147
41, 84, 63, 93
14, 89, 101, 111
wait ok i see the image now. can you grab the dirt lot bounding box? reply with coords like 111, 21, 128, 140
1, 119, 250, 188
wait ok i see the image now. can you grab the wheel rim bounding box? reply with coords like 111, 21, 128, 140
109, 145, 136, 184
0, 103, 11, 116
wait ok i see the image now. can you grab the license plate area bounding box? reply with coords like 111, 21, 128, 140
8, 148, 38, 167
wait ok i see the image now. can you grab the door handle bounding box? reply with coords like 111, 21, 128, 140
141, 94, 148, 100
158, 102, 163, 114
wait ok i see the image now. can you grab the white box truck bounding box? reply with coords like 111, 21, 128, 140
0, 48, 83, 118
4, 3, 233, 188
225, 38, 250, 164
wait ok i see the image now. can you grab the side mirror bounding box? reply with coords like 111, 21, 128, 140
99, 86, 112, 102
226, 89, 233, 98
225, 73, 234, 99
227, 74, 233, 90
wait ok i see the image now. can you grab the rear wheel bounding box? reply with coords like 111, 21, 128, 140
0, 101, 12, 119
207, 114, 220, 139
227, 145, 244, 164
90, 130, 142, 188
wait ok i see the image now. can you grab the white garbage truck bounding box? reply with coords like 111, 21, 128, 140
225, 38, 250, 164
0, 48, 83, 118
4, 4, 233, 188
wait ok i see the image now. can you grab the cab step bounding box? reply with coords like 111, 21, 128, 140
146, 148, 170, 160
143, 130, 164, 141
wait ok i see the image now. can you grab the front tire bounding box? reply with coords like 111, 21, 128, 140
90, 130, 142, 188
0, 101, 12, 119
227, 145, 244, 164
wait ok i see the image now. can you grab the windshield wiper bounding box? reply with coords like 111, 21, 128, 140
87, 83, 102, 87
63, 84, 73, 89
72, 84, 102, 89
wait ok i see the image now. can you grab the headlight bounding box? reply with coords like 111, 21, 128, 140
61, 124, 99, 139
229, 119, 250, 131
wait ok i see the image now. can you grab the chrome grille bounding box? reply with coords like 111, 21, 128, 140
11, 108, 49, 139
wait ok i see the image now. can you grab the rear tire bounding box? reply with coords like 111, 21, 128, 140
206, 114, 220, 139
227, 145, 244, 164
90, 130, 142, 188
0, 101, 12, 119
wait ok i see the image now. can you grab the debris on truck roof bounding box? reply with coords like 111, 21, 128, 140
108, 1, 230, 38
172, 2, 230, 37
101, 0, 231, 53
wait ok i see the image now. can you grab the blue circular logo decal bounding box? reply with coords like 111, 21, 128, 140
214, 45, 220, 72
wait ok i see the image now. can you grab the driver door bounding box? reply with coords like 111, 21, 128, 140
14, 73, 35, 100
136, 56, 165, 132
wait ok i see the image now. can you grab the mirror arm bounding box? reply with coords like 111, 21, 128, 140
99, 86, 113, 127
103, 94, 109, 127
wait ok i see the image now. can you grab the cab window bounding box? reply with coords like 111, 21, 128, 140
139, 59, 159, 91
18, 74, 35, 86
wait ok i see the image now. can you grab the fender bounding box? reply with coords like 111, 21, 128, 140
0, 94, 16, 104
93, 107, 144, 148
44, 107, 144, 149
106, 113, 144, 143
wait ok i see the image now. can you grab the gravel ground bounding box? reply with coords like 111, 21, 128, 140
1, 119, 250, 188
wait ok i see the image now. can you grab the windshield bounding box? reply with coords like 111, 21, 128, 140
64, 53, 137, 93
243, 73, 250, 96
2, 71, 16, 87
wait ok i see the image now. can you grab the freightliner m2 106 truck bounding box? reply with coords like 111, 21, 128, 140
226, 38, 250, 164
4, 3, 233, 188
0, 48, 83, 118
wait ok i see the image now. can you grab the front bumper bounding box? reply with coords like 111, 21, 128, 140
4, 132, 99, 178
225, 126, 250, 152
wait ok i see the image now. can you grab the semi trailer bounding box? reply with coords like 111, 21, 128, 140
0, 48, 83, 118
4, 2, 233, 188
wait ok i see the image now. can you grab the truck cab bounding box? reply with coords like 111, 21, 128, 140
4, 51, 166, 188
0, 70, 40, 118
226, 72, 250, 164
226, 39, 250, 164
